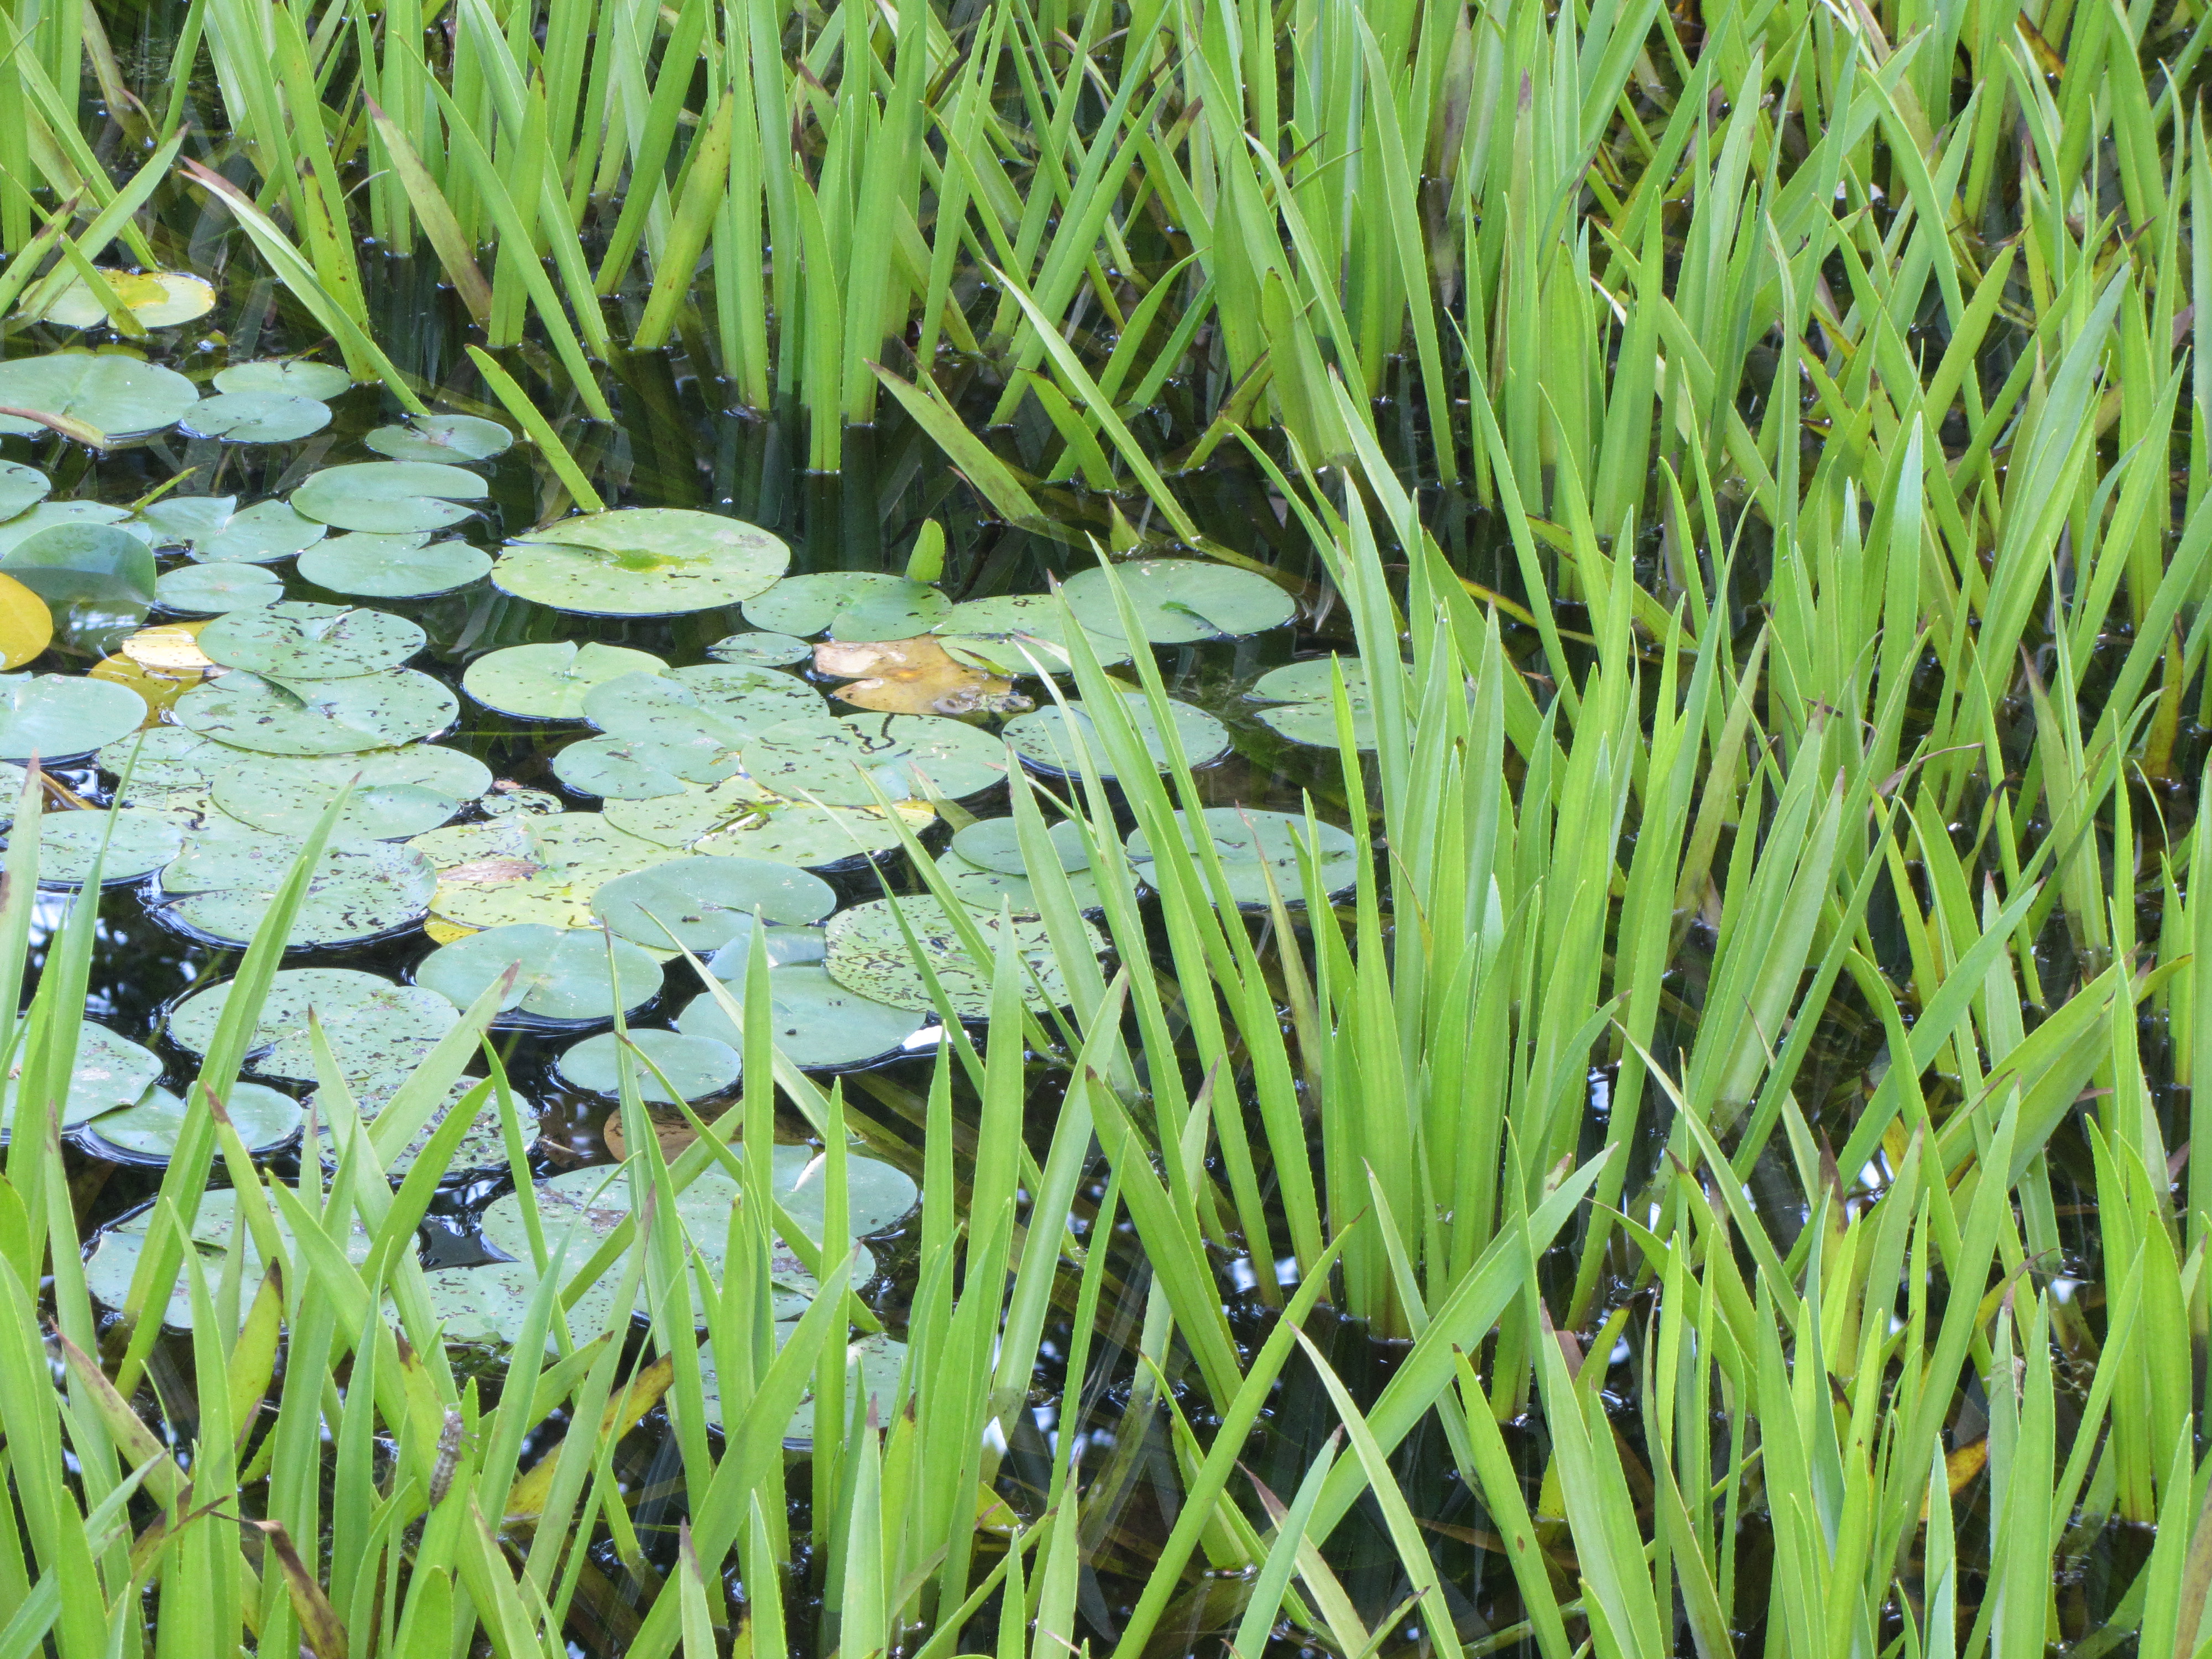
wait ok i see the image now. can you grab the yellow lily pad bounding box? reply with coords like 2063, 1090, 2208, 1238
0, 571, 54, 668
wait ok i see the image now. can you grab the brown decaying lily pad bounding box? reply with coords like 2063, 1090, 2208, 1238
815, 636, 1032, 716
601, 1107, 710, 1160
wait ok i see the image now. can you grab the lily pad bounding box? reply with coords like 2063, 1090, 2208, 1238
315, 1075, 534, 1179
154, 560, 285, 615
677, 966, 925, 1071
1125, 807, 1360, 908
824, 897, 1102, 1017
98, 724, 226, 800
415, 924, 662, 1024
364, 414, 513, 463
0, 503, 140, 558
0, 673, 147, 759
291, 462, 488, 534
1, 1021, 164, 1132
481, 786, 564, 818
1, 523, 156, 651
208, 745, 489, 839
931, 593, 1132, 675
494, 509, 789, 615
214, 359, 352, 400
950, 817, 1093, 875
174, 667, 457, 754
167, 967, 460, 1087
708, 632, 812, 667
463, 642, 669, 719
591, 855, 835, 951
555, 1028, 740, 1102
1003, 692, 1231, 779
553, 733, 739, 801
197, 601, 425, 679
1060, 560, 1297, 643
180, 391, 331, 444
0, 352, 197, 441
411, 811, 673, 931
0, 461, 53, 520
1247, 656, 1376, 748
36, 270, 215, 331
84, 1080, 300, 1164
743, 712, 1007, 805
817, 635, 1030, 717
743, 572, 951, 641
29, 807, 184, 886
421, 1257, 635, 1349
698, 799, 933, 868
84, 1191, 374, 1331
688, 1327, 908, 1446
160, 822, 437, 948
165, 500, 328, 565
585, 665, 823, 740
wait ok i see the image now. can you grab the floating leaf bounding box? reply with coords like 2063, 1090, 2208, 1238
159, 821, 437, 947
0, 672, 147, 758
816, 635, 1029, 716
121, 622, 213, 675
295, 534, 491, 599
364, 414, 513, 463
583, 666, 821, 750
0, 502, 139, 557
180, 391, 331, 444
553, 733, 743, 801
411, 811, 672, 930
164, 500, 328, 565
0, 461, 53, 520
314, 1075, 533, 1178
84, 1080, 300, 1165
421, 1258, 630, 1348
1247, 656, 1376, 748
0, 352, 196, 440
937, 813, 1104, 913
87, 653, 197, 717
677, 964, 924, 1071
707, 632, 811, 667
743, 712, 1006, 805
461, 641, 669, 720
697, 798, 932, 868
214, 359, 352, 400
493, 508, 789, 615
743, 571, 951, 641
208, 745, 489, 839
1, 523, 156, 652
84, 1190, 373, 1329
1, 1021, 164, 1132
99, 724, 226, 799
1060, 559, 1296, 643
174, 666, 457, 754
686, 1327, 909, 1446
167, 967, 460, 1087
415, 924, 662, 1024
1125, 807, 1359, 908
591, 854, 834, 951
38, 270, 214, 330
480, 785, 564, 818
290, 461, 488, 534
930, 593, 1132, 675
824, 897, 1101, 1016
1003, 692, 1231, 779
29, 807, 184, 886
0, 571, 53, 667
197, 601, 425, 679
154, 561, 284, 614
554, 1029, 739, 1102
950, 816, 1092, 875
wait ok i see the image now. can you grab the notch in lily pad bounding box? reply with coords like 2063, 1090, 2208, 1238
82, 1080, 301, 1166
462, 641, 669, 720
1002, 692, 1231, 779
1247, 656, 1376, 749
493, 509, 789, 615
291, 462, 488, 534
416, 924, 663, 1026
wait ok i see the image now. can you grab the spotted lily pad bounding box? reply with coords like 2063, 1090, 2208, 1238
84, 1080, 300, 1164
1003, 692, 1231, 779
180, 391, 331, 444
174, 667, 457, 754
698, 1328, 909, 1446
554, 733, 743, 801
708, 632, 811, 667
1247, 656, 1376, 748
555, 1029, 740, 1102
930, 593, 1132, 675
291, 462, 488, 534
584, 666, 823, 740
416, 924, 662, 1024
824, 897, 1101, 1016
1, 1021, 164, 1132
364, 414, 513, 463
296, 534, 492, 599
36, 270, 215, 331
164, 500, 328, 565
167, 967, 461, 1087
1, 523, 156, 651
197, 601, 425, 679
159, 822, 437, 947
0, 352, 197, 441
743, 572, 951, 641
937, 818, 1102, 914
214, 359, 352, 400
28, 807, 184, 886
494, 509, 789, 615
208, 745, 489, 839
421, 1257, 634, 1348
0, 462, 53, 520
591, 855, 834, 951
0, 673, 147, 759
677, 965, 925, 1071
84, 1190, 374, 1331
411, 812, 672, 931
154, 561, 285, 615
98, 724, 227, 801
1060, 560, 1297, 643
315, 1075, 534, 1179
743, 713, 1006, 805
463, 642, 669, 719
1125, 807, 1360, 908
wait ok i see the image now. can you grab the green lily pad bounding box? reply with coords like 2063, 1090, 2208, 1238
315, 1075, 534, 1179
698, 799, 932, 868
84, 1080, 300, 1164
591, 854, 834, 951
290, 462, 488, 534
411, 811, 673, 931
1060, 559, 1297, 643
84, 1189, 374, 1330
824, 896, 1101, 1017
364, 414, 513, 463
555, 1028, 740, 1102
0, 352, 197, 440
1, 1021, 164, 1133
677, 966, 925, 1071
494, 509, 789, 615
481, 786, 564, 818
0, 673, 147, 759
154, 560, 284, 614
174, 667, 457, 754
170, 500, 328, 565
29, 807, 184, 886
743, 712, 1006, 805
930, 593, 1132, 675
180, 392, 331, 444
0, 462, 52, 520
98, 724, 225, 799
166, 967, 460, 1087
208, 745, 489, 839
159, 821, 437, 947
597, 776, 775, 847
1, 523, 156, 651
197, 601, 425, 679
461, 642, 669, 720
421, 1258, 634, 1349
933, 849, 1103, 916
296, 534, 492, 599
415, 924, 662, 1024
742, 572, 951, 642
688, 1327, 908, 1446
1125, 807, 1360, 908
553, 733, 734, 801
1003, 692, 1231, 779
584, 665, 822, 741
708, 632, 811, 667
214, 359, 352, 400
1247, 656, 1376, 748
0, 502, 140, 558
950, 817, 1092, 875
